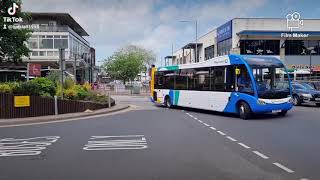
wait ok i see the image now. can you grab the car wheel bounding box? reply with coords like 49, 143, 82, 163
278, 110, 288, 116
316, 103, 320, 107
292, 95, 301, 106
165, 96, 172, 108
238, 102, 251, 120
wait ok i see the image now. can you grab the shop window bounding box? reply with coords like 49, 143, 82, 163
54, 39, 68, 49
217, 38, 232, 56
240, 40, 279, 55
204, 45, 214, 60
40, 39, 53, 49
285, 40, 320, 55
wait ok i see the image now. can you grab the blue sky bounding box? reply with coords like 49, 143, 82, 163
23, 0, 320, 66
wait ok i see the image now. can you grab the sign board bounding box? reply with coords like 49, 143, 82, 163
217, 20, 232, 42
235, 68, 241, 75
28, 63, 41, 76
14, 96, 30, 107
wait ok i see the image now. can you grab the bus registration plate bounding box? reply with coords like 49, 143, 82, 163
272, 110, 282, 113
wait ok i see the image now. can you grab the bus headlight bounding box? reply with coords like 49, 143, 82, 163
257, 99, 266, 105
301, 93, 312, 98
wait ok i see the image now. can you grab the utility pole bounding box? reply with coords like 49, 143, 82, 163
59, 48, 65, 99
26, 63, 30, 81
308, 47, 315, 78
195, 20, 198, 63
179, 20, 198, 63
74, 54, 77, 81
171, 43, 174, 66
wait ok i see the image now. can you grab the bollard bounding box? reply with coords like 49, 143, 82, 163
108, 92, 111, 108
54, 96, 58, 115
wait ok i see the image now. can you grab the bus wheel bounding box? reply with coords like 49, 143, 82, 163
165, 96, 172, 108
238, 102, 251, 120
278, 110, 287, 116
292, 95, 301, 106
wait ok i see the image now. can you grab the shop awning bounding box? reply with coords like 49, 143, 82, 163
182, 43, 203, 49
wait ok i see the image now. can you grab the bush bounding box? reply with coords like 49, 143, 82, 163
0, 84, 12, 93
83, 82, 92, 91
64, 77, 75, 89
13, 81, 41, 96
0, 82, 19, 94
85, 91, 110, 103
75, 85, 90, 99
64, 88, 78, 100
31, 77, 56, 97
46, 71, 60, 85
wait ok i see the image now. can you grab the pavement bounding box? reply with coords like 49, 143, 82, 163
0, 96, 319, 180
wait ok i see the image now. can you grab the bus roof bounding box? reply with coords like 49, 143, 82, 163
157, 55, 283, 71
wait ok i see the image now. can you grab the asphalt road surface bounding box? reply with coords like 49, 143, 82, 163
0, 96, 319, 180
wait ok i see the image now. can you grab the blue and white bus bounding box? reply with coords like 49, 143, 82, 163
150, 55, 293, 119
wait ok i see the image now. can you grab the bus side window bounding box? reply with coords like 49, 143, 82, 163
195, 68, 210, 91
187, 69, 196, 90
212, 66, 225, 91
175, 70, 188, 90
225, 66, 235, 91
163, 71, 175, 89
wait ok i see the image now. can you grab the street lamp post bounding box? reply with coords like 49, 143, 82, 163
307, 47, 315, 77
180, 20, 198, 63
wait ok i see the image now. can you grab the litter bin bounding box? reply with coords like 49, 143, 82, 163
132, 85, 140, 94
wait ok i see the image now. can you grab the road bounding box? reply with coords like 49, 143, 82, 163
0, 96, 319, 180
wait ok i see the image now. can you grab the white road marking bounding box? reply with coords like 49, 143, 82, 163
238, 143, 250, 149
186, 113, 190, 115
0, 136, 60, 157
226, 136, 237, 142
198, 120, 203, 123
83, 135, 148, 151
193, 117, 198, 120
203, 123, 210, 127
252, 151, 269, 159
300, 178, 309, 180
210, 127, 216, 130
217, 131, 226, 136
273, 162, 294, 173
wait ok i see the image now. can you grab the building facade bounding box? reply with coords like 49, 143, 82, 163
0, 12, 96, 83
171, 16, 320, 80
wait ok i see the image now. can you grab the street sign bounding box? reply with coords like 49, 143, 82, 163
28, 63, 41, 77
14, 96, 30, 107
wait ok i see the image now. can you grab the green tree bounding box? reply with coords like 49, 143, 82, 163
0, 0, 32, 62
103, 45, 156, 84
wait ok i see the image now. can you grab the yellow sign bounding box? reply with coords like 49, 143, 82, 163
235, 68, 241, 75
14, 96, 30, 107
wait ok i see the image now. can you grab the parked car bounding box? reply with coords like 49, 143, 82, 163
291, 82, 320, 106
301, 81, 320, 90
